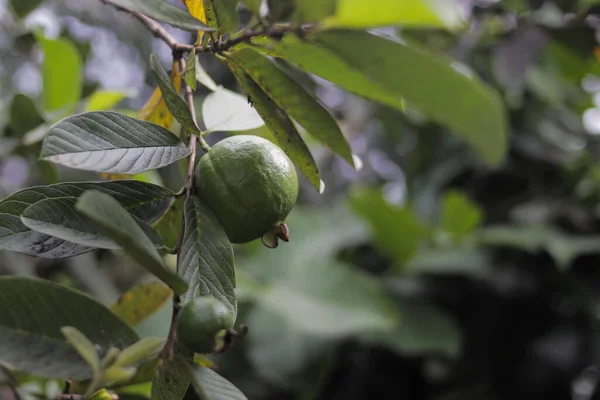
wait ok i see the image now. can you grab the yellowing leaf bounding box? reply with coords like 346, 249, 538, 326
137, 60, 182, 130
98, 173, 132, 181
110, 282, 173, 326
183, 0, 208, 42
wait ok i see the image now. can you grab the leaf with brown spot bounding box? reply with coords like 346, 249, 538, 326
110, 282, 173, 326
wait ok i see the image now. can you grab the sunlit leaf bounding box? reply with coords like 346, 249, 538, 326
324, 0, 463, 29
183, 0, 208, 40
37, 35, 82, 113
86, 90, 130, 112
255, 31, 508, 166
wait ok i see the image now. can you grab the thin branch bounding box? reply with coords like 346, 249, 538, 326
100, 0, 301, 55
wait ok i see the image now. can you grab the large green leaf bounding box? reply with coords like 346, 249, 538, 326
228, 48, 354, 167
179, 197, 237, 319
37, 35, 82, 113
324, 0, 462, 29
291, 0, 335, 23
0, 180, 174, 258
0, 276, 138, 379
255, 31, 508, 167
239, 206, 396, 337
152, 358, 189, 400
185, 362, 247, 400
149, 54, 200, 136
110, 282, 173, 326
76, 191, 188, 295
40, 111, 191, 174
205, 0, 239, 34
226, 62, 321, 191
21, 197, 163, 249
104, 0, 213, 32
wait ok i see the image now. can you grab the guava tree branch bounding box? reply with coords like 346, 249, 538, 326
99, 0, 299, 55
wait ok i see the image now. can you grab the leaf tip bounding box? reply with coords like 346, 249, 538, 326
352, 154, 363, 172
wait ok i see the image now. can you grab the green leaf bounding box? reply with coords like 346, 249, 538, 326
150, 54, 200, 135
0, 180, 174, 258
324, 0, 463, 29
228, 48, 354, 167
21, 197, 163, 249
226, 63, 322, 191
183, 49, 197, 91
61, 326, 101, 377
439, 190, 482, 238
251, 34, 403, 110
151, 358, 189, 400
291, 0, 335, 23
114, 337, 166, 367
239, 206, 396, 337
359, 296, 462, 357
315, 30, 507, 167
76, 191, 188, 295
205, 0, 240, 34
37, 35, 82, 113
350, 187, 430, 267
185, 362, 247, 400
179, 197, 237, 319
110, 282, 173, 326
104, 0, 214, 32
9, 93, 45, 136
40, 111, 191, 174
153, 197, 184, 250
0, 276, 138, 379
9, 0, 42, 17
86, 90, 129, 112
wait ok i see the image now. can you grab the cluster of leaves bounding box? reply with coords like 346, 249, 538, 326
0, 0, 528, 399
